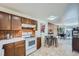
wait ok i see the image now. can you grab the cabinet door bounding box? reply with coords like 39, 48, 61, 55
0, 12, 11, 30
31, 20, 36, 25
22, 18, 29, 24
76, 39, 79, 51
15, 40, 25, 56
72, 39, 77, 50
72, 38, 79, 51
3, 43, 15, 56
37, 37, 41, 49
11, 15, 21, 30
21, 18, 26, 24
22, 18, 32, 24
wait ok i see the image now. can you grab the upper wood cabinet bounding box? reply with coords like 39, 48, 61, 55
0, 12, 22, 30
11, 15, 21, 30
22, 18, 31, 24
0, 12, 11, 30
22, 18, 37, 25
21, 18, 27, 24
26, 18, 31, 24
31, 20, 37, 25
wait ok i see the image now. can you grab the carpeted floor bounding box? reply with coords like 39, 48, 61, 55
29, 39, 79, 56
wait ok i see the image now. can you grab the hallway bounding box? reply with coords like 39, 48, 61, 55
30, 39, 79, 56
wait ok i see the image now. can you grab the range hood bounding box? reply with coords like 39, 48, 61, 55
22, 24, 35, 28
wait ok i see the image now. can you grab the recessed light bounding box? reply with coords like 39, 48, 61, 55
48, 16, 57, 20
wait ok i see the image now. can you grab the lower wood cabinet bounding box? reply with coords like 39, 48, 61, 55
37, 37, 41, 49
72, 38, 79, 52
15, 41, 25, 56
3, 40, 25, 56
3, 43, 15, 56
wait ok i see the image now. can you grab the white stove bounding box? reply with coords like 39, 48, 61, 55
22, 32, 36, 55
25, 37, 36, 55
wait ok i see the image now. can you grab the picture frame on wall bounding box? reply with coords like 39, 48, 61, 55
40, 23, 45, 33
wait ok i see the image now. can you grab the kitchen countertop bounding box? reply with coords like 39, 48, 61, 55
0, 36, 36, 49
0, 37, 24, 49
0, 36, 37, 56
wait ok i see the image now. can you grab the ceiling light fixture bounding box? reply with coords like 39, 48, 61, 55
48, 16, 57, 20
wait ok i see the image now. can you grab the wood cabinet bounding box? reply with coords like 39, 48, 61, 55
21, 18, 26, 24
11, 15, 21, 30
3, 40, 25, 56
27, 19, 31, 24
0, 12, 22, 30
3, 43, 15, 56
72, 28, 79, 52
72, 38, 79, 52
31, 20, 37, 25
0, 12, 11, 30
22, 18, 30, 24
37, 37, 41, 49
22, 18, 37, 31
22, 18, 37, 25
15, 40, 25, 56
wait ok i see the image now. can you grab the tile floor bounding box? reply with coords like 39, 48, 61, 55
29, 39, 79, 56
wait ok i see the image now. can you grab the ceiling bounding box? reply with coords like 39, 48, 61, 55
0, 3, 78, 24
0, 3, 68, 23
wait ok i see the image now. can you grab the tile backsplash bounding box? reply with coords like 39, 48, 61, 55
0, 30, 22, 40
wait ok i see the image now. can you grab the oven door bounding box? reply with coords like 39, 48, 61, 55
25, 38, 36, 50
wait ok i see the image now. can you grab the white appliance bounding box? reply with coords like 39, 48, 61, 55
22, 32, 32, 38
22, 24, 35, 28
0, 49, 4, 56
25, 37, 36, 55
22, 32, 36, 55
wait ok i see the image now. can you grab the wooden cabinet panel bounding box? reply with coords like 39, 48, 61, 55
22, 18, 27, 24
11, 15, 21, 30
37, 37, 41, 49
72, 38, 79, 52
22, 18, 37, 25
27, 19, 31, 24
3, 40, 25, 56
0, 12, 11, 30
15, 40, 25, 56
3, 43, 15, 56
72, 39, 77, 50
22, 18, 26, 24
76, 39, 79, 50
31, 20, 37, 25
15, 44, 25, 56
